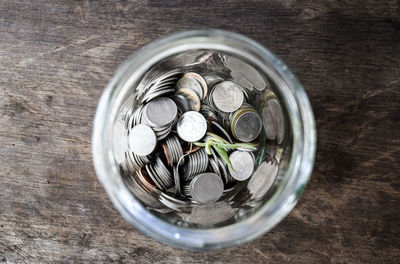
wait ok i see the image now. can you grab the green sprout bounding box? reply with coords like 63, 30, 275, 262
194, 135, 257, 172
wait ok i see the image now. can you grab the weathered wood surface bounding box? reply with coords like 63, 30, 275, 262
1, 1, 399, 263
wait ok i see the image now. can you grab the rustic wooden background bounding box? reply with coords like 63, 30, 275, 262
1, 0, 399, 263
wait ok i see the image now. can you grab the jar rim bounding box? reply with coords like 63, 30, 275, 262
92, 29, 316, 250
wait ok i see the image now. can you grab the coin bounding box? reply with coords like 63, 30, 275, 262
262, 105, 276, 141
159, 192, 189, 210
176, 75, 204, 99
212, 81, 244, 113
145, 164, 164, 190
189, 173, 224, 204
142, 88, 175, 103
138, 68, 181, 99
177, 111, 207, 142
128, 124, 157, 156
228, 150, 255, 181
247, 161, 278, 199
143, 97, 177, 127
217, 158, 229, 185
183, 72, 208, 99
172, 166, 181, 195
175, 88, 201, 112
209, 158, 221, 177
154, 156, 173, 189
225, 55, 267, 91
233, 110, 262, 142
267, 98, 284, 144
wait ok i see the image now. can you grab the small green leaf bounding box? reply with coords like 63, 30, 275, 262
205, 140, 213, 155
194, 142, 206, 147
213, 145, 236, 172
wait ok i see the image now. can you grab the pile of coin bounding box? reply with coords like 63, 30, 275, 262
122, 69, 263, 204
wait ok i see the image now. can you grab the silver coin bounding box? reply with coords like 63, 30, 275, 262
212, 81, 244, 113
127, 151, 150, 170
233, 111, 262, 142
176, 75, 203, 99
150, 162, 167, 190
189, 173, 224, 204
174, 152, 191, 194
132, 104, 144, 128
125, 152, 137, 172
145, 164, 164, 190
128, 124, 157, 156
177, 111, 207, 142
226, 55, 267, 91
165, 135, 182, 165
159, 192, 189, 210
155, 156, 173, 189
182, 182, 191, 197
151, 162, 167, 188
247, 161, 278, 199
171, 136, 183, 163
182, 149, 209, 181
268, 99, 284, 144
142, 88, 175, 103
217, 158, 230, 185
262, 105, 276, 140
172, 166, 181, 195
228, 150, 255, 181
209, 158, 221, 177
155, 125, 172, 140
202, 149, 209, 172
138, 68, 181, 97
143, 97, 177, 127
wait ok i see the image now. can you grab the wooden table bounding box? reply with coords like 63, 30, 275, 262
1, 1, 399, 263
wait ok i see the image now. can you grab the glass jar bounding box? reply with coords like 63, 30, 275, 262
92, 30, 316, 250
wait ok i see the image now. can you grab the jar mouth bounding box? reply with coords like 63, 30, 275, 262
92, 30, 316, 249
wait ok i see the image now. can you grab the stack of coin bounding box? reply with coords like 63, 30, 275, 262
139, 69, 182, 103
125, 151, 152, 171
161, 135, 184, 166
181, 148, 209, 181
145, 156, 174, 191
121, 67, 272, 205
127, 104, 144, 129
141, 97, 178, 140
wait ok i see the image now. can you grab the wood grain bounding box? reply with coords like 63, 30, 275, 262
0, 0, 399, 263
